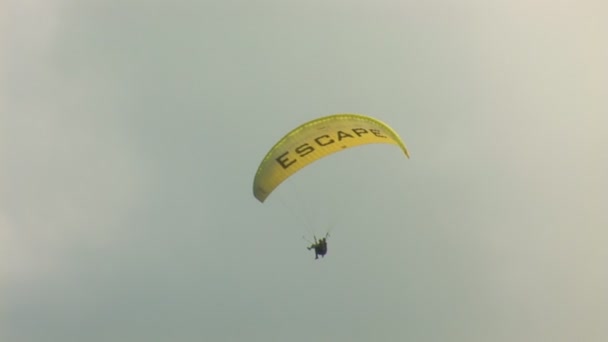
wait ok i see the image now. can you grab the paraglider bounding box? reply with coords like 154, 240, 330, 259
252, 113, 409, 258
253, 113, 409, 203
307, 234, 329, 260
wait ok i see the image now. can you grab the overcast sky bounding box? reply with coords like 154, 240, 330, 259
1, 1, 607, 341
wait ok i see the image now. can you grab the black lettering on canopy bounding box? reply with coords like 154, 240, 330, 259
314, 135, 335, 146
295, 143, 314, 157
352, 128, 368, 137
336, 130, 354, 141
370, 129, 387, 138
276, 152, 296, 169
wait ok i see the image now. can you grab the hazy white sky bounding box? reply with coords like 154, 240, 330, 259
2, 1, 607, 341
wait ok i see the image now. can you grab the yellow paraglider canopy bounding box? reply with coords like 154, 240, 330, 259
253, 113, 409, 203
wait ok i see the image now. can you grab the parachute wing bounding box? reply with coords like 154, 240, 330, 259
253, 113, 409, 203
